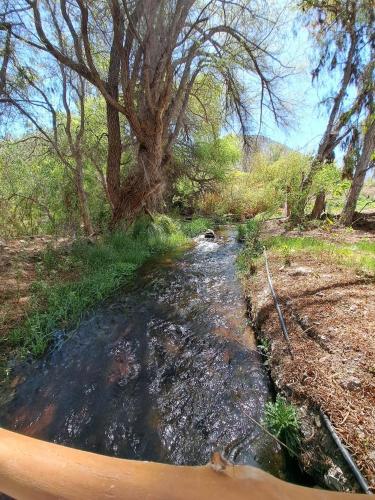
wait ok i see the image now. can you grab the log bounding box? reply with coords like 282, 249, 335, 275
0, 429, 364, 499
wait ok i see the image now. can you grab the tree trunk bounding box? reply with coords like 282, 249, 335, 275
290, 31, 357, 224
110, 142, 166, 228
340, 119, 375, 226
106, 101, 122, 210
74, 163, 94, 236
289, 160, 320, 224
311, 191, 326, 219
283, 186, 291, 217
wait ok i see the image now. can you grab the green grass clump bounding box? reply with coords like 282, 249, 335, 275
264, 395, 300, 455
180, 217, 212, 237
264, 236, 375, 274
8, 215, 188, 358
236, 218, 263, 273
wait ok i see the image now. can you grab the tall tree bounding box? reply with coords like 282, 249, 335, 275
4, 57, 95, 234
10, 0, 287, 226
340, 114, 375, 226
291, 0, 374, 223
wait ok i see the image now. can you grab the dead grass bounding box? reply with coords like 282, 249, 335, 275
248, 224, 375, 491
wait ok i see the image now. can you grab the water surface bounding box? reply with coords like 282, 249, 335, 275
0, 229, 284, 476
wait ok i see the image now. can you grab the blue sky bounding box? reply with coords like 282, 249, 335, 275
259, 4, 337, 158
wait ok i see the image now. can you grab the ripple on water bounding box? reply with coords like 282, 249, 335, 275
0, 229, 286, 477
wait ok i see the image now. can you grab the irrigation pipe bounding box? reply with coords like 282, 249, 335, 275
319, 410, 372, 495
262, 249, 372, 493
263, 248, 294, 358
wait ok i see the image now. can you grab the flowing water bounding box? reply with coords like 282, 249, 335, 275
0, 229, 286, 477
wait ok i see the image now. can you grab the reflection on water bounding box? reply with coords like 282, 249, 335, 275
0, 229, 285, 477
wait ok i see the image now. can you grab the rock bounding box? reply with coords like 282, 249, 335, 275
289, 266, 312, 276
340, 376, 361, 391
314, 415, 321, 428
204, 229, 215, 239
18, 296, 30, 305
324, 465, 347, 491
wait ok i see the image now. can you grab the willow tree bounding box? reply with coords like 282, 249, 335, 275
291, 0, 374, 223
12, 0, 287, 226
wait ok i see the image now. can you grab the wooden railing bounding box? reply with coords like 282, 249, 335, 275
0, 428, 363, 499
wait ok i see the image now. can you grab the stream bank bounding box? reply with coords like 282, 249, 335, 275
0, 229, 294, 481
243, 221, 375, 493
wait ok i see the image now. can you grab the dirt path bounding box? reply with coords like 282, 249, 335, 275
247, 222, 375, 492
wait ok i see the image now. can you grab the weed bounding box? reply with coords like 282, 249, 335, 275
279, 244, 292, 266
41, 245, 59, 272
237, 218, 263, 273
258, 337, 270, 355
264, 394, 301, 455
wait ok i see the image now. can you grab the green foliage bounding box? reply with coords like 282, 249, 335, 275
172, 134, 242, 211
311, 163, 349, 197
180, 217, 213, 237
9, 216, 188, 357
265, 235, 375, 274
264, 395, 301, 455
199, 151, 311, 220
258, 337, 271, 365
236, 218, 263, 273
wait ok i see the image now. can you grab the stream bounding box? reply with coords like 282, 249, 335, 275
0, 229, 286, 478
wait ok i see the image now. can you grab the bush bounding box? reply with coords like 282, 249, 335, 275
236, 218, 263, 273
264, 395, 301, 455
180, 217, 212, 237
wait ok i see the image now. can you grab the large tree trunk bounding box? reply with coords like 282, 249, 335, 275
340, 119, 375, 226
106, 101, 122, 210
311, 191, 326, 219
110, 141, 166, 228
290, 31, 357, 225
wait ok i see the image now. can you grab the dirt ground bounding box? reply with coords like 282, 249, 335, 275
248, 220, 375, 492
0, 237, 71, 347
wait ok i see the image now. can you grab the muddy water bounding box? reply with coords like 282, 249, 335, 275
0, 230, 285, 476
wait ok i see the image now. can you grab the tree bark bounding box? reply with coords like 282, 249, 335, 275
340, 118, 375, 226
106, 101, 122, 209
110, 142, 166, 227
290, 27, 357, 224
311, 191, 326, 219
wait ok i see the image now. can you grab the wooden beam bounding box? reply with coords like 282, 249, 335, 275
0, 429, 363, 499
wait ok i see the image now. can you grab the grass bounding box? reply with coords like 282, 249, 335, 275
236, 218, 263, 273
180, 216, 213, 237
264, 395, 301, 456
6, 215, 193, 358
264, 236, 375, 274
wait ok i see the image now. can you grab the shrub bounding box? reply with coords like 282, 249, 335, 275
180, 217, 212, 237
236, 218, 263, 273
264, 395, 301, 455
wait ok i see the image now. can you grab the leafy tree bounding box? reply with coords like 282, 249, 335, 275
291, 0, 374, 222
9, 0, 288, 226
171, 134, 241, 211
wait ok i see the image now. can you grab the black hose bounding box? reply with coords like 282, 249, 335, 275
263, 249, 372, 493
319, 410, 372, 495
263, 248, 294, 358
